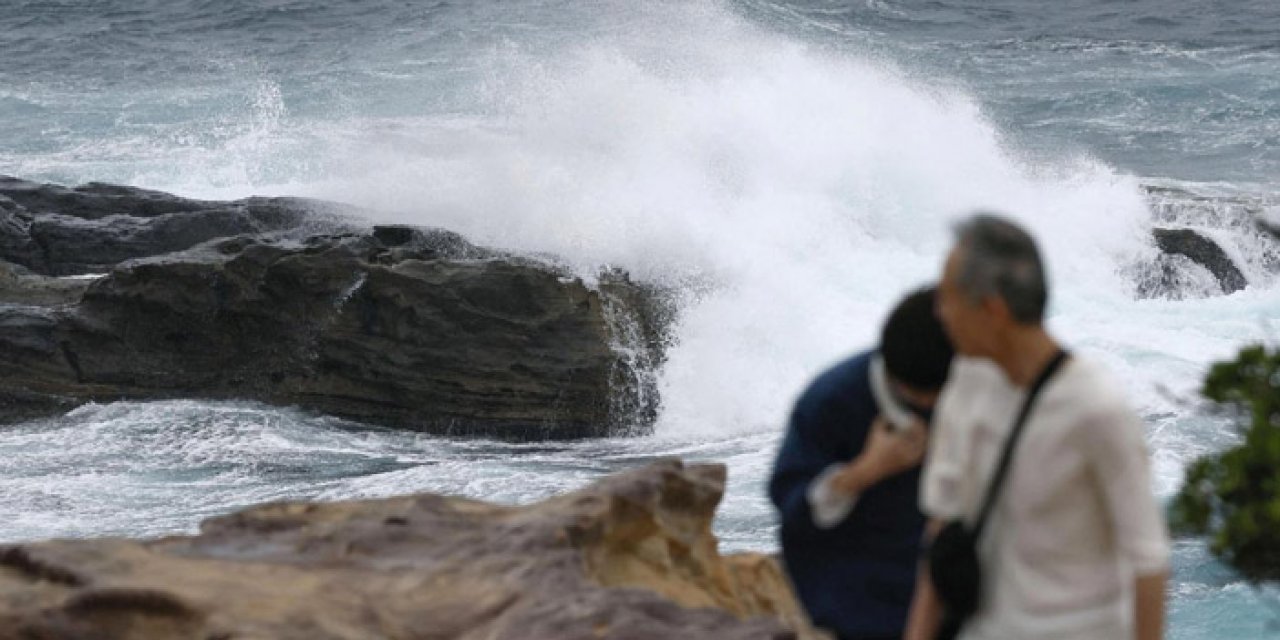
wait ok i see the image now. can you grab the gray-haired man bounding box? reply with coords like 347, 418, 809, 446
906, 214, 1169, 640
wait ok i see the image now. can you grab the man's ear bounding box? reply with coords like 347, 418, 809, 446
980, 294, 1013, 326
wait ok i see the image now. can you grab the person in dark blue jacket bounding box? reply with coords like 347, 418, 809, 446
769, 287, 954, 640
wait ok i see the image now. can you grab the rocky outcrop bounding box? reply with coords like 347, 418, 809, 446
1152, 227, 1247, 294
0, 229, 666, 438
0, 177, 668, 438
0, 176, 356, 276
1138, 184, 1278, 297
0, 459, 824, 640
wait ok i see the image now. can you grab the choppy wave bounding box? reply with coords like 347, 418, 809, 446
0, 400, 779, 551
0, 1, 1278, 638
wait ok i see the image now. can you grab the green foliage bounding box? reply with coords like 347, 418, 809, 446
1170, 345, 1280, 581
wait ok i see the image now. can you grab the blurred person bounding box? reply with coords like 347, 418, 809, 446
770, 286, 955, 640
906, 214, 1169, 640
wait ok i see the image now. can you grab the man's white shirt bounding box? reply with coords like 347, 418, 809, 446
921, 356, 1170, 640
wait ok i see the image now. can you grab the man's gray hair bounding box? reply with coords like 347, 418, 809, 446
952, 213, 1048, 324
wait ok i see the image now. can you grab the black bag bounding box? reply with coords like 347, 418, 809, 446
927, 350, 1069, 640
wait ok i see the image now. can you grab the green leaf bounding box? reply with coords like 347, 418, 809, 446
1173, 345, 1280, 582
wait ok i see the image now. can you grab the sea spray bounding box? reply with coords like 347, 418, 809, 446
2, 2, 1280, 636
296, 2, 1164, 443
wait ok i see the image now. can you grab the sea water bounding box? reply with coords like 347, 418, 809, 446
2, 1, 1278, 636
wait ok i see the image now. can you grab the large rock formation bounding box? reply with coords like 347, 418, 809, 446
0, 230, 666, 438
0, 459, 824, 640
0, 176, 668, 438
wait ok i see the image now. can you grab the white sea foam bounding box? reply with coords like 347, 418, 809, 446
27, 1, 1271, 486
256, 2, 1266, 466
1, 3, 1276, 637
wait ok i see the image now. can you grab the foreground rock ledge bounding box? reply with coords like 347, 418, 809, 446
0, 460, 823, 640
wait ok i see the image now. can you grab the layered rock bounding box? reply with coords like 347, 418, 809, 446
0, 176, 668, 438
0, 459, 823, 640
0, 175, 356, 276
0, 228, 665, 438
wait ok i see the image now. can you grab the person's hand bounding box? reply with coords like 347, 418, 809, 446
830, 417, 927, 495
864, 415, 928, 478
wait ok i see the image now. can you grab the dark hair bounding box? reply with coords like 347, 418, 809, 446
880, 286, 954, 390
953, 213, 1048, 324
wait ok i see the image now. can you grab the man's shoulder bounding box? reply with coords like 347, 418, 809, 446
999, 354, 1145, 451
936, 356, 1008, 411
948, 356, 1007, 387
1055, 355, 1134, 414
806, 351, 873, 394
794, 351, 874, 415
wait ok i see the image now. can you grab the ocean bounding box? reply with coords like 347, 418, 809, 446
2, 1, 1279, 636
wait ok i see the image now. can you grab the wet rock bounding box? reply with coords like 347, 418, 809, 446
0, 230, 666, 438
0, 176, 357, 275
0, 177, 669, 437
0, 259, 97, 306
0, 460, 824, 640
1130, 253, 1223, 301
1152, 227, 1247, 294
0, 176, 215, 219
1261, 208, 1280, 239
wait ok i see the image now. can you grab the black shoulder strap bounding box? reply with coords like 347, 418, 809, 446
972, 350, 1070, 539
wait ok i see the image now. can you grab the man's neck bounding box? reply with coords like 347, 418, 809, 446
989, 325, 1061, 387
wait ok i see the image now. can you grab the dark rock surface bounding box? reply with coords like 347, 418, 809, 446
0, 177, 668, 439
1152, 227, 1248, 294
1262, 214, 1280, 240
0, 175, 356, 275
0, 460, 824, 640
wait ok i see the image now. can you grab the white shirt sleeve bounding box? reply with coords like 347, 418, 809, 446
1081, 402, 1171, 575
807, 463, 859, 528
